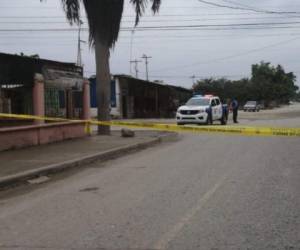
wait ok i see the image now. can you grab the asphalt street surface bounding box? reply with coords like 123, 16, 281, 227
0, 105, 300, 250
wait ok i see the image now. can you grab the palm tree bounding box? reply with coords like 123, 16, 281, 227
41, 0, 161, 134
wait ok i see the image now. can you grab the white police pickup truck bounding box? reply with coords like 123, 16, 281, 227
176, 95, 228, 125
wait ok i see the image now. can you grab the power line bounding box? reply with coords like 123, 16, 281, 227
2, 31, 300, 39
0, 42, 78, 46
0, 16, 73, 19
0, 6, 209, 10
124, 21, 300, 29
0, 26, 299, 33
1, 21, 300, 32
150, 36, 300, 73
1, 11, 300, 19
150, 70, 300, 80
221, 0, 267, 10
197, 0, 300, 14
118, 33, 300, 40
151, 74, 247, 79
0, 6, 59, 9
2, 16, 300, 25
0, 4, 295, 11
126, 26, 300, 32
220, 0, 300, 16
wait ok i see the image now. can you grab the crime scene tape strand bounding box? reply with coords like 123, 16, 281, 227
0, 113, 300, 137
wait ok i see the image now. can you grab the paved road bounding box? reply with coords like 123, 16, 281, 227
117, 103, 300, 128
0, 107, 300, 250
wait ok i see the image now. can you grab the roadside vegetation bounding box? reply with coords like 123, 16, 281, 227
193, 61, 299, 107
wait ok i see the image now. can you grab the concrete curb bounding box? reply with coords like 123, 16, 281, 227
0, 132, 177, 189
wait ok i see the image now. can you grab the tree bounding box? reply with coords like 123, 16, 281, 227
192, 61, 298, 107
192, 78, 251, 103
251, 61, 298, 106
41, 0, 161, 134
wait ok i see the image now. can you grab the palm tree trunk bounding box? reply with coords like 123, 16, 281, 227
95, 37, 111, 135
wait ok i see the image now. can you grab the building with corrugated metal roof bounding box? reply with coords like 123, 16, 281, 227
89, 74, 192, 119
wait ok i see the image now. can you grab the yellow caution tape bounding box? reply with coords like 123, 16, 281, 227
84, 122, 92, 135
0, 113, 300, 137
89, 120, 300, 137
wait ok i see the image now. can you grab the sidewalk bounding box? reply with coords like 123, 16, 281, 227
0, 130, 173, 188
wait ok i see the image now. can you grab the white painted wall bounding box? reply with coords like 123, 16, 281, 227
90, 77, 122, 119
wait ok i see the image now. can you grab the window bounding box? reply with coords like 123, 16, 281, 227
211, 99, 217, 107
186, 98, 210, 106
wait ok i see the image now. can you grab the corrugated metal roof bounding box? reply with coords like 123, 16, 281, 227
0, 52, 83, 87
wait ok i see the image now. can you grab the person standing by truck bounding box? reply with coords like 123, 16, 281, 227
230, 98, 239, 123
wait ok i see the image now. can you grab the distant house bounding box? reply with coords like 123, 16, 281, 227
0, 52, 91, 151
0, 52, 84, 124
89, 75, 192, 119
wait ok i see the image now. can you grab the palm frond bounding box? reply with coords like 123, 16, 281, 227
40, 0, 80, 24
130, 0, 161, 26
151, 0, 161, 13
41, 0, 160, 48
61, 0, 81, 24
130, 0, 147, 26
82, 0, 124, 48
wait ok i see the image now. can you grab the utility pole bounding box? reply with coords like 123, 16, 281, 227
130, 59, 142, 78
141, 54, 152, 81
129, 29, 135, 75
76, 20, 86, 67
190, 75, 196, 85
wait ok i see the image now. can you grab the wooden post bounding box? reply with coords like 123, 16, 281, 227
82, 79, 91, 120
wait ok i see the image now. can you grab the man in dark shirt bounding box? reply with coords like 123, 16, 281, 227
231, 98, 239, 123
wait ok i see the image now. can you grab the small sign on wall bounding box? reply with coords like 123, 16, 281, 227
43, 67, 83, 90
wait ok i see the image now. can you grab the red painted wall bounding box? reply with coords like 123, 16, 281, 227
0, 122, 87, 152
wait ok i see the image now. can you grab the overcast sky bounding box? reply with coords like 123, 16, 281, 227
0, 0, 300, 88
